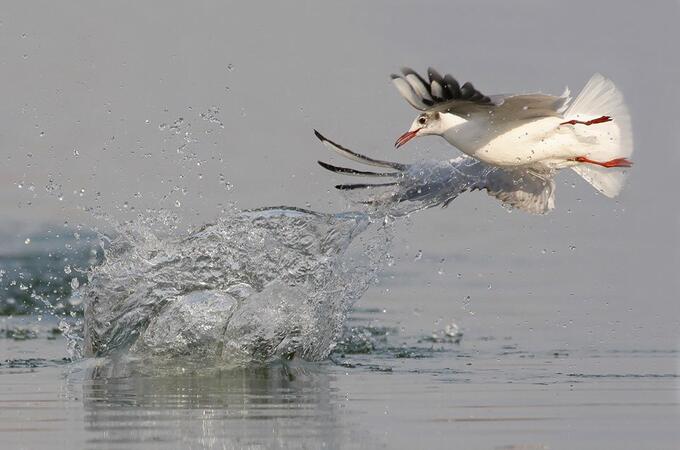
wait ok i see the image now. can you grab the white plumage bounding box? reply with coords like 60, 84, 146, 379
392, 68, 633, 198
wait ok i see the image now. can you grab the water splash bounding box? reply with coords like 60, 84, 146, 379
77, 207, 390, 366
4, 128, 539, 368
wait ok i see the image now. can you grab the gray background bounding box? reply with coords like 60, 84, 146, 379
2, 0, 677, 344
0, 2, 678, 448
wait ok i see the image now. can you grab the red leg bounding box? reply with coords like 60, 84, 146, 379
574, 156, 633, 168
561, 115, 613, 126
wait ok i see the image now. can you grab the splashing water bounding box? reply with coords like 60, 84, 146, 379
73, 207, 390, 366
46, 138, 533, 367
8, 126, 539, 368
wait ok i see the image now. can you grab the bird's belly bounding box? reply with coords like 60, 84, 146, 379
468, 118, 580, 168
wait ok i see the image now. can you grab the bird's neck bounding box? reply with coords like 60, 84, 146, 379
439, 114, 478, 152
439, 112, 468, 130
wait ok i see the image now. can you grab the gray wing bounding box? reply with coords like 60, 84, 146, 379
391, 67, 495, 113
474, 166, 556, 214
315, 131, 556, 215
392, 67, 570, 121
487, 92, 571, 122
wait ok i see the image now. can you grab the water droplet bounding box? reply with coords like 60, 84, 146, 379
39, 131, 45, 137
24, 238, 31, 245
70, 278, 80, 290
168, 117, 185, 134
175, 200, 181, 208
218, 173, 234, 191
73, 148, 80, 157
68, 292, 83, 307
64, 265, 72, 274
226, 63, 235, 71
444, 322, 460, 337
158, 122, 167, 130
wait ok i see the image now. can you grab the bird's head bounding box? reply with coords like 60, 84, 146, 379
395, 111, 463, 148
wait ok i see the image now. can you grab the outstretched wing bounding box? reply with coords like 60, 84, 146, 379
391, 67, 570, 121
315, 131, 556, 215
473, 167, 556, 214
314, 130, 406, 171
391, 67, 495, 113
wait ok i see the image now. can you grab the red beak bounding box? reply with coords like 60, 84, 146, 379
394, 128, 421, 148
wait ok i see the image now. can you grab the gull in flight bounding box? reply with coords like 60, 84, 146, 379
391, 68, 633, 197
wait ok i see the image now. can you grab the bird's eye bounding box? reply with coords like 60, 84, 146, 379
418, 116, 427, 125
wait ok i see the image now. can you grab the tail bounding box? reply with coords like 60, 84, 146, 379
565, 74, 633, 198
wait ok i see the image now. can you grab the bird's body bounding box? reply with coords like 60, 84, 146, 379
392, 68, 633, 197
443, 115, 593, 169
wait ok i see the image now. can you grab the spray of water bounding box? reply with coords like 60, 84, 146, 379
6, 112, 546, 368
73, 207, 391, 366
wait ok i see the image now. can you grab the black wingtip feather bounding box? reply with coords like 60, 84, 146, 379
401, 67, 428, 86
393, 67, 493, 110
317, 160, 334, 170
313, 130, 408, 171
335, 182, 398, 191
317, 160, 398, 177
460, 82, 475, 99
443, 74, 461, 98
313, 129, 326, 142
427, 67, 444, 86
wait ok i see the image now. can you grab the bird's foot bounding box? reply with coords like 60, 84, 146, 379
560, 115, 613, 126
574, 156, 633, 168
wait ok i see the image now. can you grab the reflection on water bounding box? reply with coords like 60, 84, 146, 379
1, 315, 677, 449
70, 359, 364, 449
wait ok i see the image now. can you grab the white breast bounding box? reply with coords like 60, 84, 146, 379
445, 118, 586, 168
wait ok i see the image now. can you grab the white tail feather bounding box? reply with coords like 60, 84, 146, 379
566, 74, 633, 198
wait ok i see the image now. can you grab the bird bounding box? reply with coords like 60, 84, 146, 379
314, 130, 557, 215
391, 68, 633, 198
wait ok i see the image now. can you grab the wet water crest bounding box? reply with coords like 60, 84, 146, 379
80, 207, 387, 365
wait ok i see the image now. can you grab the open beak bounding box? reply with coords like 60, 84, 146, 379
394, 128, 421, 148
